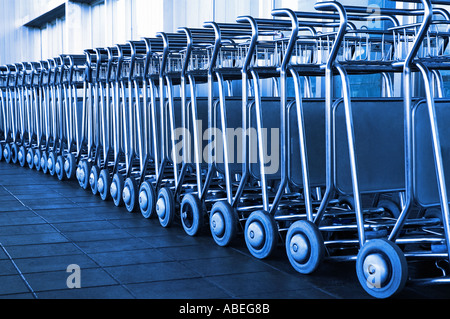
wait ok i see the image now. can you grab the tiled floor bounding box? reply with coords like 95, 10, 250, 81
0, 161, 449, 300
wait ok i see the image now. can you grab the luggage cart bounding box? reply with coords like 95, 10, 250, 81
76, 49, 101, 190
3, 64, 20, 165
0, 66, 7, 162
351, 0, 450, 298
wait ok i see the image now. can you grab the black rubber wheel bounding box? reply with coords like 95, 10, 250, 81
123, 177, 138, 213
64, 153, 76, 180
55, 155, 66, 181
377, 199, 401, 219
41, 151, 48, 174
210, 201, 239, 247
156, 187, 175, 228
285, 220, 325, 275
98, 169, 111, 201
48, 152, 56, 176
34, 149, 42, 171
18, 145, 27, 167
180, 194, 204, 237
139, 181, 156, 219
110, 173, 124, 207
356, 239, 408, 299
11, 143, 18, 164
77, 160, 91, 190
244, 211, 278, 260
89, 165, 100, 195
26, 148, 34, 169
4, 143, 12, 164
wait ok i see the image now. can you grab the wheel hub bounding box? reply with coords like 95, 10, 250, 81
4, 148, 8, 158
97, 177, 104, 193
139, 191, 148, 210
247, 221, 265, 249
26, 152, 32, 164
110, 181, 118, 198
363, 253, 389, 288
55, 161, 61, 174
64, 160, 70, 173
211, 212, 225, 237
47, 158, 53, 170
156, 198, 166, 218
18, 150, 23, 162
89, 172, 96, 186
289, 234, 310, 264
123, 186, 131, 204
34, 154, 39, 166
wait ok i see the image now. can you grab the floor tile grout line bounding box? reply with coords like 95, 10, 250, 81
1, 185, 140, 299
0, 243, 38, 299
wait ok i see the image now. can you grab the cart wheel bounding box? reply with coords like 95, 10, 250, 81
98, 169, 111, 201
285, 220, 325, 275
64, 153, 76, 179
89, 165, 100, 195
11, 143, 18, 164
3, 143, 11, 164
356, 239, 408, 299
47, 152, 56, 176
139, 181, 156, 219
41, 152, 48, 174
123, 177, 138, 213
377, 199, 401, 219
210, 201, 238, 247
55, 155, 65, 181
181, 194, 204, 237
245, 211, 278, 259
18, 145, 26, 167
156, 187, 175, 228
76, 160, 91, 190
26, 148, 34, 169
110, 173, 124, 207
34, 149, 41, 171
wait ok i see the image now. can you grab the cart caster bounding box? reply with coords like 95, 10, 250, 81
41, 152, 48, 174
110, 173, 124, 207
356, 239, 408, 299
210, 201, 238, 247
64, 153, 76, 179
377, 199, 401, 219
156, 187, 175, 228
3, 143, 12, 164
285, 220, 325, 275
34, 149, 41, 171
11, 143, 18, 164
139, 181, 156, 219
89, 165, 100, 195
55, 155, 65, 181
76, 160, 91, 190
47, 152, 56, 176
26, 148, 34, 169
245, 211, 278, 259
123, 177, 138, 213
181, 193, 204, 236
18, 145, 26, 167
97, 169, 111, 201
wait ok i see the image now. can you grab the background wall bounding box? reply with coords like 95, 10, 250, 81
0, 0, 420, 65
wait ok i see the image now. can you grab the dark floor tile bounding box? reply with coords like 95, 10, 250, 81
13, 254, 99, 274
36, 285, 135, 299
105, 261, 199, 285
74, 238, 152, 254
89, 249, 174, 267
0, 224, 57, 236
0, 275, 30, 295
53, 220, 117, 233
0, 232, 69, 246
24, 268, 117, 292
206, 271, 319, 298
62, 229, 133, 242
126, 278, 231, 299
0, 259, 19, 276
4, 243, 83, 259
